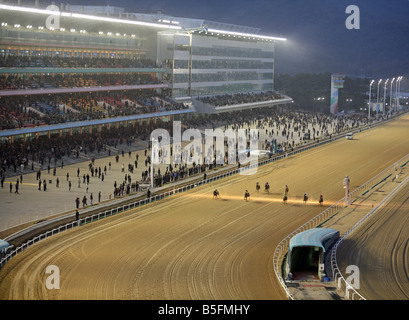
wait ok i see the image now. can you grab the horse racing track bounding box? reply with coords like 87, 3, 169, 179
1, 114, 409, 300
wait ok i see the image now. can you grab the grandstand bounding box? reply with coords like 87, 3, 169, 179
0, 2, 287, 93
0, 1, 290, 149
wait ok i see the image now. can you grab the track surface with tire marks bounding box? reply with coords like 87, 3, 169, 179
337, 178, 409, 300
1, 115, 409, 300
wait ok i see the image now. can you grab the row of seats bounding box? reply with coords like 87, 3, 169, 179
0, 73, 161, 91
0, 56, 158, 69
0, 91, 188, 130
197, 91, 284, 107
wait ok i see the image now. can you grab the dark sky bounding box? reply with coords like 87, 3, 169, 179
66, 0, 408, 88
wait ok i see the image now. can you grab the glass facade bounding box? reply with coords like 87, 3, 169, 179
158, 32, 275, 98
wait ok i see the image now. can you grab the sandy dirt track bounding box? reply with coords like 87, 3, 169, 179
1, 115, 409, 300
337, 177, 409, 300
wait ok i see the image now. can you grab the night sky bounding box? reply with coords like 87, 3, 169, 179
65, 0, 408, 88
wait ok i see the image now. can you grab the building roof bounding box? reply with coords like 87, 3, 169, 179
0, 3, 286, 41
0, 238, 11, 251
289, 228, 339, 252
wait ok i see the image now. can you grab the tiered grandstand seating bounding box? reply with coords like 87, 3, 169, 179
0, 56, 158, 69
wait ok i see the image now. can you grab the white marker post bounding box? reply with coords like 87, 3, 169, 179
343, 175, 351, 205
151, 138, 159, 189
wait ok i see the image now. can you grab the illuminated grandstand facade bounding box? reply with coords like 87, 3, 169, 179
0, 1, 289, 141
156, 17, 283, 98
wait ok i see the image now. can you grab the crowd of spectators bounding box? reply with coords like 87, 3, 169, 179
0, 73, 161, 91
190, 72, 271, 83
0, 91, 189, 129
0, 119, 170, 177
0, 101, 44, 130
0, 104, 371, 199
0, 56, 158, 69
197, 91, 284, 107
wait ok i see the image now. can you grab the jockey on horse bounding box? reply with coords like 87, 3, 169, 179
303, 193, 308, 204
244, 190, 250, 201
265, 182, 270, 193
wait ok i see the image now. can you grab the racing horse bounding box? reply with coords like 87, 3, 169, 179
213, 189, 220, 199
255, 182, 260, 193
264, 182, 270, 193
303, 193, 308, 204
244, 190, 250, 201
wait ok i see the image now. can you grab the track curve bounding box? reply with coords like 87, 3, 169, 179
337, 178, 409, 300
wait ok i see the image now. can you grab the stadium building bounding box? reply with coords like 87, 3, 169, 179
0, 1, 291, 142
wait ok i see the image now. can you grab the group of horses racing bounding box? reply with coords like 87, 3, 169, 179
213, 182, 324, 205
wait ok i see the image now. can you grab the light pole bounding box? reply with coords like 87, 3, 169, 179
397, 76, 403, 111
383, 79, 389, 117
376, 79, 382, 119
390, 78, 395, 114
400, 77, 404, 108
368, 80, 374, 120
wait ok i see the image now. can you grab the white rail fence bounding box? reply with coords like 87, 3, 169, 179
272, 152, 409, 300
330, 169, 409, 300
